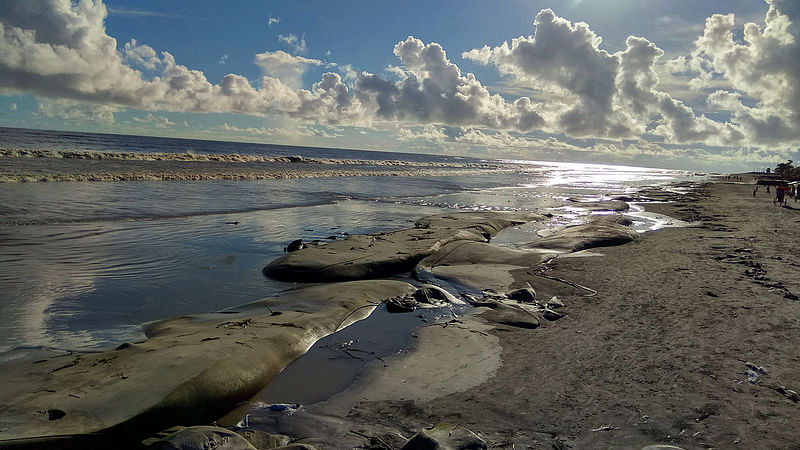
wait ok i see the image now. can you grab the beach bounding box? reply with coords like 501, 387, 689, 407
296, 176, 800, 449
2, 174, 798, 449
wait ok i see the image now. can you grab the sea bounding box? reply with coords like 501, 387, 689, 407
0, 127, 701, 356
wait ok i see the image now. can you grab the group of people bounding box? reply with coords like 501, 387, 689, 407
755, 183, 798, 206
774, 184, 796, 206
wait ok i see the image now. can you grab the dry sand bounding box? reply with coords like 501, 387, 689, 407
323, 177, 800, 449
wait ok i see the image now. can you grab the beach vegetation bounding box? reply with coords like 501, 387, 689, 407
774, 160, 800, 180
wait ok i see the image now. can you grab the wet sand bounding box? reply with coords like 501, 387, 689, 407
2, 176, 798, 449
319, 176, 800, 449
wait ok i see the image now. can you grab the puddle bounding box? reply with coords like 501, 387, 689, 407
217, 301, 463, 426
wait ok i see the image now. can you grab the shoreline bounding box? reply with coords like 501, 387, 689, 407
296, 176, 799, 449
3, 177, 795, 449
0, 148, 514, 183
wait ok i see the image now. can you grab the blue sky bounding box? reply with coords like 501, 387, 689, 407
0, 0, 797, 171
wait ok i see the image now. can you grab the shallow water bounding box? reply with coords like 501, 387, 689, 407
0, 130, 703, 355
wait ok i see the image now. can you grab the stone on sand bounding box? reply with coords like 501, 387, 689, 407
145, 426, 256, 450
477, 301, 541, 329
506, 287, 536, 302
400, 424, 486, 450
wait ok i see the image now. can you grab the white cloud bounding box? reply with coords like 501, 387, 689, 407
462, 9, 747, 147
38, 98, 118, 124
107, 6, 174, 18
464, 9, 631, 138
218, 54, 228, 65
132, 112, 175, 128
123, 39, 161, 70
220, 122, 339, 138
253, 50, 322, 89
396, 124, 449, 143
278, 33, 307, 55
0, 0, 797, 161
267, 15, 280, 27
354, 36, 545, 132
337, 64, 359, 83
680, 0, 800, 148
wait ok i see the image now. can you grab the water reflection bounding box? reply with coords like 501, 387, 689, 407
0, 200, 444, 352
0, 167, 697, 353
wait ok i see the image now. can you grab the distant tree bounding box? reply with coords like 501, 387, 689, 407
774, 160, 800, 180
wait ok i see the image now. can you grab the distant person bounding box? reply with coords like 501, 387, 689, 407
776, 185, 786, 206
767, 185, 771, 194
753, 186, 758, 197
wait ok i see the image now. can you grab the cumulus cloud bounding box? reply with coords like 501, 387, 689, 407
396, 124, 449, 144
0, 1, 342, 119
123, 39, 160, 70
38, 98, 118, 124
462, 8, 748, 147
1, 0, 797, 158
132, 112, 175, 128
254, 50, 322, 89
278, 33, 307, 55
679, 0, 800, 147
355, 36, 545, 132
220, 122, 339, 138
464, 9, 631, 138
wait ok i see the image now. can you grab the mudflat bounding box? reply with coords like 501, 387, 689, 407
328, 177, 800, 449
2, 177, 798, 449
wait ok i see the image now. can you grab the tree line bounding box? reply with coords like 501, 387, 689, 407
773, 160, 800, 180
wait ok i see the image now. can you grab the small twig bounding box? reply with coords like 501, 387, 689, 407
348, 430, 392, 449
335, 302, 381, 331
50, 357, 82, 373
344, 349, 365, 360
235, 341, 254, 349
528, 270, 597, 296
252, 322, 303, 329
591, 425, 617, 432
449, 423, 460, 437
216, 318, 253, 329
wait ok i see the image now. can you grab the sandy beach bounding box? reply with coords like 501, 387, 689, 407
313, 176, 800, 449
1, 176, 798, 449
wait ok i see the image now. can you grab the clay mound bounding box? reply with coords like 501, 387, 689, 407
264, 212, 544, 282
522, 215, 639, 253
416, 241, 584, 297
0, 281, 415, 447
415, 215, 637, 296
562, 199, 630, 212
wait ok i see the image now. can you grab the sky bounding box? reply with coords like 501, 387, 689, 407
0, 0, 798, 172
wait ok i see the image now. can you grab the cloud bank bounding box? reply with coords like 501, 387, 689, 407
0, 0, 797, 160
